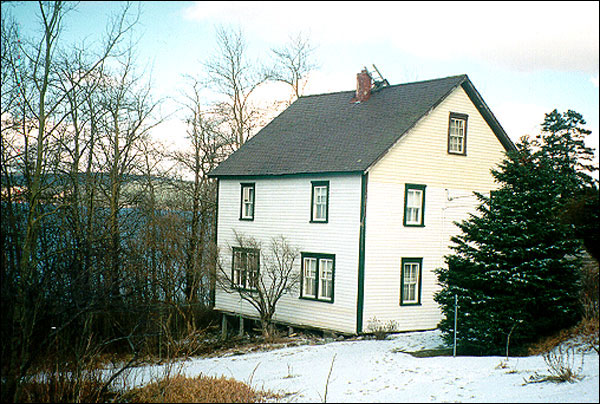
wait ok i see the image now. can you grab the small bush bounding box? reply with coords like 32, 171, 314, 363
366, 317, 398, 340
524, 344, 584, 384
123, 373, 278, 403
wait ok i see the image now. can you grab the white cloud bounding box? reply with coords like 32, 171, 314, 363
592, 75, 599, 88
183, 1, 599, 75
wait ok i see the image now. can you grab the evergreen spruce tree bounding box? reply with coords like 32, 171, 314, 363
434, 110, 598, 355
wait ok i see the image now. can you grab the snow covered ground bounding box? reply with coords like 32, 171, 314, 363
120, 330, 599, 403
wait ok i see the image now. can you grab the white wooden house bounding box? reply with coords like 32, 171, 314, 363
208, 71, 515, 334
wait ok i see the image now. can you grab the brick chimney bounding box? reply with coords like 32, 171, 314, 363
351, 69, 372, 103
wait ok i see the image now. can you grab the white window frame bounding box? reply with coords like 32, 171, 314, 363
318, 258, 333, 300
404, 184, 426, 227
303, 257, 317, 298
311, 181, 329, 223
401, 258, 422, 305
240, 183, 255, 220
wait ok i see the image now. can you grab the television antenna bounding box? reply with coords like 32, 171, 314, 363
365, 64, 389, 92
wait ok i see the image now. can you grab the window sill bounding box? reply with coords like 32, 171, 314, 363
300, 296, 334, 304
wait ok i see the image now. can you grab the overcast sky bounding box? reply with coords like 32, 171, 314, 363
4, 1, 599, 163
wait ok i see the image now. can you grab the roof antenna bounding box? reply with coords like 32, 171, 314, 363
369, 64, 389, 92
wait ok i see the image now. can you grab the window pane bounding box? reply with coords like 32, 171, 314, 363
248, 252, 258, 289
449, 118, 465, 153
244, 201, 253, 218
407, 190, 421, 208
241, 186, 254, 218
303, 258, 317, 297
402, 262, 420, 303
406, 189, 422, 225
313, 185, 327, 221
233, 250, 259, 290
318, 259, 333, 299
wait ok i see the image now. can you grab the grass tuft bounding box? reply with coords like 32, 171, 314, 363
122, 373, 279, 403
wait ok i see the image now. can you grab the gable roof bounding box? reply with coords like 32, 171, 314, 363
208, 74, 515, 178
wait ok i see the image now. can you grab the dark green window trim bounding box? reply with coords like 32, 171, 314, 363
356, 173, 368, 333
400, 257, 423, 306
403, 183, 426, 227
231, 247, 260, 292
448, 112, 468, 156
239, 183, 255, 221
310, 181, 329, 223
299, 252, 335, 303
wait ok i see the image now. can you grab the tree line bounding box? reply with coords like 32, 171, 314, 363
1, 2, 317, 402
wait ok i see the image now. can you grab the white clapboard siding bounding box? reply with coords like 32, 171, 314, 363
216, 174, 362, 334
363, 86, 507, 332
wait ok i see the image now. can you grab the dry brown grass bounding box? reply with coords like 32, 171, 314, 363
528, 316, 599, 356
122, 373, 280, 403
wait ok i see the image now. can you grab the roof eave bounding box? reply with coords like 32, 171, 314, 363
460, 77, 516, 152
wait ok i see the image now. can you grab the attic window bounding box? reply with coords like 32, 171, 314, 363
448, 112, 468, 155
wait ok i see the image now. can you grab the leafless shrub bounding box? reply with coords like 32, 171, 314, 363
524, 344, 584, 384
366, 317, 398, 340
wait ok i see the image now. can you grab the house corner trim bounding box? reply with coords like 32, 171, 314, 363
356, 173, 368, 334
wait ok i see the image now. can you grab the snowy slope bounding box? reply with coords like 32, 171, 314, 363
121, 330, 599, 403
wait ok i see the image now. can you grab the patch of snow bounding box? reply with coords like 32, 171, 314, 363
117, 330, 599, 403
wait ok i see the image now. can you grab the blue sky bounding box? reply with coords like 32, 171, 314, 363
4, 1, 599, 164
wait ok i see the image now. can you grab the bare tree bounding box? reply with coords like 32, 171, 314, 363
94, 48, 161, 300
204, 26, 268, 149
217, 232, 300, 338
171, 77, 230, 306
1, 2, 140, 400
270, 32, 318, 103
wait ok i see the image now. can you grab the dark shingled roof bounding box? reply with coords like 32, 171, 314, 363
208, 74, 514, 178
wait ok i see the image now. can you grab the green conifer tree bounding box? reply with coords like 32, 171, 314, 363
434, 110, 597, 355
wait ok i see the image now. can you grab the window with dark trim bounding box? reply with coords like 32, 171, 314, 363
232, 247, 259, 291
240, 183, 255, 220
400, 257, 422, 305
403, 184, 426, 227
300, 252, 335, 303
310, 181, 329, 223
448, 112, 468, 155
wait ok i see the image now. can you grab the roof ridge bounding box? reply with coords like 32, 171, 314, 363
299, 74, 467, 99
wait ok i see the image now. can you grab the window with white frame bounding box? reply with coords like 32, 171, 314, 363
311, 181, 329, 223
232, 248, 259, 290
404, 184, 426, 226
301, 253, 334, 302
240, 183, 255, 220
448, 113, 468, 155
401, 258, 422, 305
303, 257, 317, 298
318, 258, 334, 300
